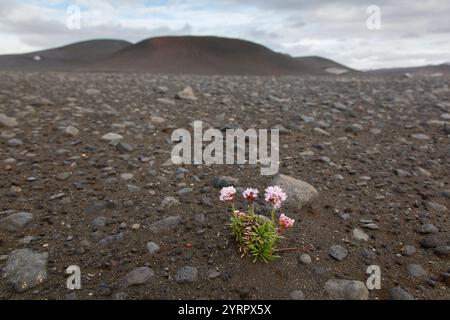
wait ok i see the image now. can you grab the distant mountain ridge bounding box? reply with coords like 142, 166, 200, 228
0, 36, 355, 76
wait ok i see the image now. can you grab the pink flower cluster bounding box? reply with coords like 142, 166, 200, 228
220, 185, 294, 230
264, 186, 287, 209
219, 186, 236, 202
279, 213, 295, 229
242, 188, 259, 202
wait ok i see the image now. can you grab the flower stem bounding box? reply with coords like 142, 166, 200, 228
271, 207, 276, 223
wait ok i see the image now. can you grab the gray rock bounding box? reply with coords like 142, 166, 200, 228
156, 98, 175, 105
65, 292, 78, 300
362, 223, 379, 230
149, 215, 181, 232
441, 273, 450, 285
0, 113, 18, 127
271, 174, 318, 209
146, 242, 160, 255
56, 172, 71, 181
402, 245, 416, 257
420, 235, 447, 249
175, 266, 199, 283
122, 267, 155, 287
324, 279, 369, 300
98, 232, 123, 246
177, 187, 193, 195
440, 190, 450, 199
176, 86, 197, 100
329, 245, 348, 261
406, 264, 427, 279
390, 287, 414, 300
7, 138, 23, 146
433, 246, 450, 258
0, 212, 34, 232
346, 123, 364, 133
91, 216, 108, 228
64, 125, 79, 137
194, 213, 205, 226
353, 228, 369, 241
416, 223, 439, 234
361, 248, 377, 261
3, 249, 48, 292
101, 132, 123, 142
112, 291, 129, 300
289, 290, 305, 300
160, 196, 180, 208
207, 270, 220, 279
411, 133, 430, 140
212, 176, 239, 188
116, 142, 134, 152
424, 201, 447, 212
298, 254, 312, 264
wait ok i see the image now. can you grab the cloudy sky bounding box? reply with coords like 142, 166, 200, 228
0, 0, 449, 70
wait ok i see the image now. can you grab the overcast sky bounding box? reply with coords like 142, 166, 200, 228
0, 0, 449, 70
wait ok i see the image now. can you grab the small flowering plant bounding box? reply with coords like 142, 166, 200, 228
220, 185, 295, 263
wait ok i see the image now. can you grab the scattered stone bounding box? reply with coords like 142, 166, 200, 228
146, 242, 160, 255
328, 245, 348, 261
122, 267, 155, 288
271, 174, 318, 209
117, 142, 134, 152
441, 273, 450, 285
194, 213, 205, 226
416, 223, 439, 234
176, 86, 197, 100
91, 216, 107, 228
0, 212, 33, 232
324, 279, 369, 300
362, 223, 379, 230
361, 248, 377, 261
101, 132, 123, 142
402, 245, 416, 257
424, 201, 447, 212
175, 266, 199, 283
160, 196, 180, 208
390, 287, 415, 300
433, 246, 450, 258
420, 235, 447, 249
207, 270, 221, 279
0, 113, 18, 127
406, 264, 427, 279
212, 176, 239, 188
298, 254, 312, 264
56, 172, 71, 181
64, 125, 79, 137
353, 228, 369, 241
411, 133, 430, 140
289, 290, 305, 300
7, 138, 23, 146
156, 97, 175, 105
131, 223, 140, 230
98, 232, 123, 246
3, 249, 48, 292
149, 215, 181, 232
150, 116, 166, 124
346, 123, 363, 133
120, 173, 134, 181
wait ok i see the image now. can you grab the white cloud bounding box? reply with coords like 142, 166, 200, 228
0, 0, 449, 69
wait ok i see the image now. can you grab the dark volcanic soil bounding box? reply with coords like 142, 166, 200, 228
0, 72, 449, 300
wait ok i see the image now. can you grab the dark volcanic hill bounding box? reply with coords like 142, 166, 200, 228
96, 36, 354, 75
366, 63, 450, 77
0, 39, 132, 71
0, 36, 353, 75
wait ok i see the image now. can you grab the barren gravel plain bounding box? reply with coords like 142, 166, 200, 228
0, 71, 449, 300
